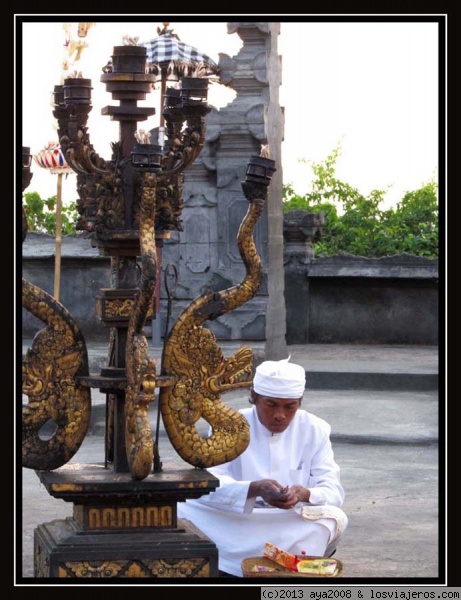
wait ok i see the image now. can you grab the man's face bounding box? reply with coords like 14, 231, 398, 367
252, 393, 301, 433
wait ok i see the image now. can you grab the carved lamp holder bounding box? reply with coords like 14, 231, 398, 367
22, 41, 276, 579
180, 76, 209, 104
22, 146, 32, 242
164, 87, 182, 109
244, 155, 276, 186
22, 146, 33, 191
63, 77, 93, 105
131, 143, 163, 171
22, 146, 32, 168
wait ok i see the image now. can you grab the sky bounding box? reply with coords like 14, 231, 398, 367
18, 17, 443, 211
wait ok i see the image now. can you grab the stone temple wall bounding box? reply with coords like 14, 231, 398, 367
21, 233, 439, 346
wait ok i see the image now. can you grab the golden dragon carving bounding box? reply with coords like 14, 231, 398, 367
22, 278, 91, 470
159, 180, 268, 468
124, 171, 158, 480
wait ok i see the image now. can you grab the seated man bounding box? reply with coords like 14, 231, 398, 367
177, 357, 348, 577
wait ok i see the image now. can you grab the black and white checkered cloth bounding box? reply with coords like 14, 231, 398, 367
140, 32, 219, 76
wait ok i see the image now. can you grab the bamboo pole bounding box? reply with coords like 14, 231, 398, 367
53, 173, 63, 301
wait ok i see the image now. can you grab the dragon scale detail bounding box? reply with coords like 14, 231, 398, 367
22, 278, 91, 470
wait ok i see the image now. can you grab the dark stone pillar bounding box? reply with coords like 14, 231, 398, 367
283, 211, 324, 344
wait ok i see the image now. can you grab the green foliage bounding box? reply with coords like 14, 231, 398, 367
23, 191, 78, 235
282, 143, 438, 258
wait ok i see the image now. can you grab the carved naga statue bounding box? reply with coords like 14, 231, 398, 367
159, 154, 275, 468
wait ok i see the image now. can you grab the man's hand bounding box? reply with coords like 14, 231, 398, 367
248, 480, 309, 509
289, 484, 311, 504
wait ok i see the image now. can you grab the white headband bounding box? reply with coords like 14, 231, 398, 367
253, 357, 306, 399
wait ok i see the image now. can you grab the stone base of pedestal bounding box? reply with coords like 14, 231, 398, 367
34, 516, 218, 578
33, 464, 220, 579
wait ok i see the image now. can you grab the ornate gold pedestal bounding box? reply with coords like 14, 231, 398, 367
34, 464, 219, 579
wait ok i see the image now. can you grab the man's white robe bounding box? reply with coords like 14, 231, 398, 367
177, 406, 348, 576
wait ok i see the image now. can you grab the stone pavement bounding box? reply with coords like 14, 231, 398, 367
19, 340, 443, 584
